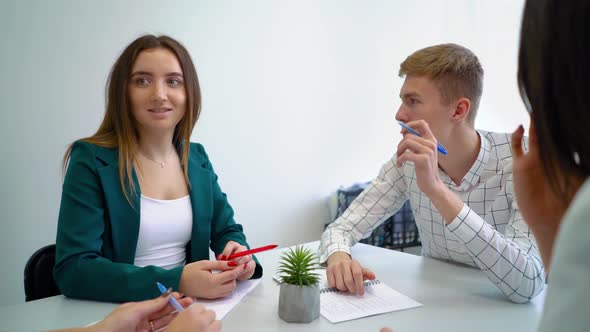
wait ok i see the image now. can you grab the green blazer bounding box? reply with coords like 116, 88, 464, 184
54, 141, 262, 302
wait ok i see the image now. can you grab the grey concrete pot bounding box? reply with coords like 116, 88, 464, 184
278, 283, 320, 323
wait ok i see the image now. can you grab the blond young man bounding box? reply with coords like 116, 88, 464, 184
319, 44, 545, 303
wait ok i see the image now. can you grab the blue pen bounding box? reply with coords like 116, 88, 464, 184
157, 282, 184, 312
398, 121, 448, 155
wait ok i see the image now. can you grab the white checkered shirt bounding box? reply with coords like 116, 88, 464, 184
320, 130, 545, 303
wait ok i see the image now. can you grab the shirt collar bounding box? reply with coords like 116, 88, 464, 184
440, 130, 490, 192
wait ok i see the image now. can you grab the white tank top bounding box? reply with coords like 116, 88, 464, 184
134, 195, 193, 270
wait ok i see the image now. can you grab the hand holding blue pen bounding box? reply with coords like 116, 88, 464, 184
157, 282, 185, 312
398, 121, 448, 155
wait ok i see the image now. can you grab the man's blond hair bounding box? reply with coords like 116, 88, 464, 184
399, 43, 483, 124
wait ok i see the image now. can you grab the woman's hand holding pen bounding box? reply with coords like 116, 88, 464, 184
63, 294, 220, 332
217, 241, 256, 281
237, 260, 256, 280
166, 303, 221, 332
179, 260, 243, 299
88, 292, 192, 332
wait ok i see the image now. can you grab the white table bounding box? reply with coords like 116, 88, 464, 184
0, 242, 545, 331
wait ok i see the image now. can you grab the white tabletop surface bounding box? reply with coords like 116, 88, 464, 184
0, 241, 545, 331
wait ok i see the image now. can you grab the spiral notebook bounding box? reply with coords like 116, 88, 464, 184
319, 279, 422, 323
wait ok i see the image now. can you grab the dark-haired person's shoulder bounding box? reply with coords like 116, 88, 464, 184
538, 178, 590, 331
559, 178, 590, 235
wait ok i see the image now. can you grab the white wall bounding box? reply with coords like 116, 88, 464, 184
0, 0, 528, 305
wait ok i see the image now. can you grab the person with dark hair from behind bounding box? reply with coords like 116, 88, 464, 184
511, 0, 590, 330
54, 35, 262, 303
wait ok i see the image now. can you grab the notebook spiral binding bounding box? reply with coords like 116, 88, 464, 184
320, 279, 381, 294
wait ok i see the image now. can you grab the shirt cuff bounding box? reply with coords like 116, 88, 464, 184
319, 242, 352, 266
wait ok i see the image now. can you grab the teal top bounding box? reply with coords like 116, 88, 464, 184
54, 141, 262, 302
538, 178, 590, 331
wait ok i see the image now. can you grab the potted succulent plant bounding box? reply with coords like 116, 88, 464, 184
277, 245, 320, 323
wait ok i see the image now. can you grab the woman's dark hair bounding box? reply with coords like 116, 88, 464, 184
518, 0, 590, 200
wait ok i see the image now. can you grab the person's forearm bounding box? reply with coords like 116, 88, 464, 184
447, 205, 546, 302
425, 183, 464, 225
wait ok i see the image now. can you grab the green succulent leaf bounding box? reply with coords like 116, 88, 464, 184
277, 245, 320, 286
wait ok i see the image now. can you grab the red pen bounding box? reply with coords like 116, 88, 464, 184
227, 244, 278, 260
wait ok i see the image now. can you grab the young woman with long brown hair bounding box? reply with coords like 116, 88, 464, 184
54, 35, 262, 302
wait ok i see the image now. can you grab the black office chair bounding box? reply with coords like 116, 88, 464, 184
24, 244, 61, 301
331, 182, 421, 251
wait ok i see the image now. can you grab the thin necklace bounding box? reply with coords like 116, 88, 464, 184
139, 148, 175, 168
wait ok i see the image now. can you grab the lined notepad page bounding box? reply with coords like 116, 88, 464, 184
320, 279, 422, 323
275, 271, 422, 323
193, 278, 262, 319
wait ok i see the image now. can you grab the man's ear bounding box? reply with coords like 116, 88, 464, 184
451, 97, 471, 122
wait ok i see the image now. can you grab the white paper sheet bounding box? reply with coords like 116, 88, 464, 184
193, 278, 262, 319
